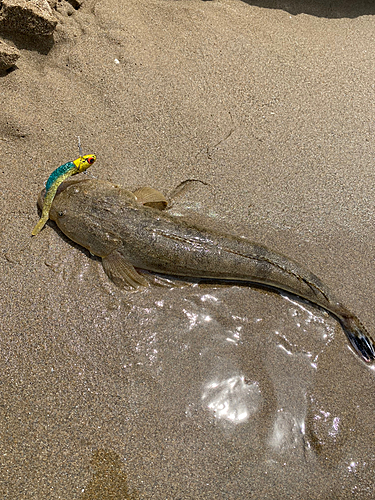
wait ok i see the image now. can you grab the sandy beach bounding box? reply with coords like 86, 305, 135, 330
1, 0, 375, 498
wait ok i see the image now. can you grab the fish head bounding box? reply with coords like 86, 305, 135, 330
45, 178, 135, 257
37, 178, 86, 211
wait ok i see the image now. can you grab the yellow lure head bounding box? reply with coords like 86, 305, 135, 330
72, 154, 97, 172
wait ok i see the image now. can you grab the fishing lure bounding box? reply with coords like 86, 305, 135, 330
32, 154, 97, 236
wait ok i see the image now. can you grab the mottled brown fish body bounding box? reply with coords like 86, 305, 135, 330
47, 179, 375, 363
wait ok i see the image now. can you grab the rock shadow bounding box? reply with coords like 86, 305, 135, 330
0, 30, 54, 55
238, 0, 375, 18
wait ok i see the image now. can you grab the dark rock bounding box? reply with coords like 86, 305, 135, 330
0, 39, 20, 70
0, 0, 58, 36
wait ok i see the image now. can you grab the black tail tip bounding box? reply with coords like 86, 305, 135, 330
337, 310, 375, 364
345, 331, 375, 364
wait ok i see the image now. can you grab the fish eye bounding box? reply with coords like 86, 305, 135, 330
88, 157, 95, 164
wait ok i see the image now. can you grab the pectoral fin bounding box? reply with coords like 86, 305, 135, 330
102, 250, 149, 288
133, 187, 168, 210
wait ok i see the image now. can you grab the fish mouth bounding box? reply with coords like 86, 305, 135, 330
37, 178, 91, 210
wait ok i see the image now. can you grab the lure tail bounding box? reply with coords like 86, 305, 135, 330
31, 167, 75, 236
31, 213, 49, 236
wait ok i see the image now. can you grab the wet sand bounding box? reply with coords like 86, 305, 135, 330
1, 0, 375, 498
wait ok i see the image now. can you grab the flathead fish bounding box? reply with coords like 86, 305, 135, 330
40, 178, 375, 364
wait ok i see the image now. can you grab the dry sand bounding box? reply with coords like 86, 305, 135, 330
1, 0, 375, 498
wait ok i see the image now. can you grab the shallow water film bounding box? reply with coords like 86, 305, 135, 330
2, 239, 375, 498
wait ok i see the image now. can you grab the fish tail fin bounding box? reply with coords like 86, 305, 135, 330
336, 307, 375, 363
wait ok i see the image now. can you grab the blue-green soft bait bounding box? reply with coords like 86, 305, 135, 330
32, 154, 96, 236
